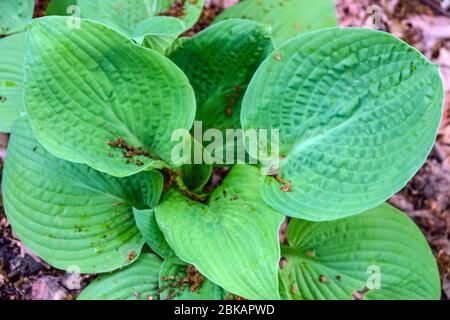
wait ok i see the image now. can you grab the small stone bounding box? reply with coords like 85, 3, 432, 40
31, 277, 69, 300
61, 272, 83, 290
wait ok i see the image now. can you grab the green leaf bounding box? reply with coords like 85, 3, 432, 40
0, 32, 25, 132
24, 17, 196, 177
241, 28, 444, 221
155, 0, 205, 31
180, 162, 211, 193
215, 0, 337, 46
179, 136, 212, 192
155, 165, 284, 300
78, 253, 162, 300
76, 0, 204, 36
2, 117, 164, 273
76, 0, 155, 36
170, 19, 273, 135
132, 208, 177, 260
0, 0, 34, 35
45, 0, 78, 16
133, 16, 185, 54
159, 260, 226, 300
279, 204, 441, 300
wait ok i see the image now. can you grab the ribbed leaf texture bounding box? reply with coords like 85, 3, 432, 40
78, 253, 162, 300
215, 0, 337, 46
159, 260, 226, 300
24, 17, 196, 177
279, 204, 441, 300
155, 165, 284, 300
76, 0, 204, 35
2, 118, 164, 273
132, 208, 177, 260
242, 28, 444, 221
170, 19, 273, 135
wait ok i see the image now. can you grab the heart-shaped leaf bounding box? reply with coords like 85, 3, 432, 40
133, 16, 185, 54
0, 32, 25, 133
279, 204, 441, 300
132, 208, 177, 260
0, 0, 34, 35
215, 0, 337, 46
78, 253, 162, 300
24, 17, 196, 177
76, 0, 204, 36
242, 28, 444, 221
155, 164, 284, 300
159, 260, 226, 300
170, 19, 273, 135
2, 117, 164, 273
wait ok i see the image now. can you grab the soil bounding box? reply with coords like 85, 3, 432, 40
1, 0, 449, 300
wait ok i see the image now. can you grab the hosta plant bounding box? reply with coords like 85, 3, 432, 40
0, 0, 444, 300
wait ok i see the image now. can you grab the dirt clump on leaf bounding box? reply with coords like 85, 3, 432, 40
158, 264, 205, 300
106, 136, 160, 166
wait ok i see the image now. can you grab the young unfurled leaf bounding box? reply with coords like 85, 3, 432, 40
215, 0, 337, 46
155, 165, 284, 300
179, 136, 213, 193
242, 28, 444, 221
159, 260, 226, 300
0, 32, 25, 132
133, 16, 185, 54
24, 17, 196, 177
279, 204, 441, 300
0, 0, 34, 35
75, 0, 204, 36
132, 208, 177, 260
170, 19, 273, 134
78, 253, 162, 300
2, 118, 164, 273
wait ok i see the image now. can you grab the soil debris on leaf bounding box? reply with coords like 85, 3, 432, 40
126, 251, 137, 263
106, 136, 159, 166
225, 292, 246, 300
319, 275, 327, 283
306, 250, 315, 257
158, 264, 205, 300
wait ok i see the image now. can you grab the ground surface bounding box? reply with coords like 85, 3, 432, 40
0, 0, 449, 300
